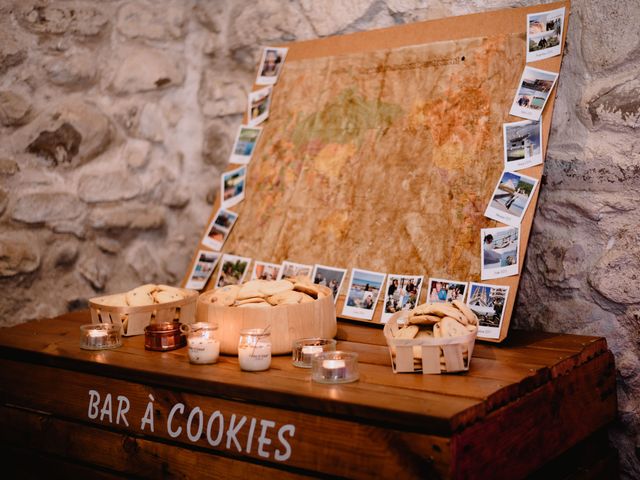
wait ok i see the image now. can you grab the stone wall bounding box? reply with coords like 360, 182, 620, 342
0, 0, 638, 476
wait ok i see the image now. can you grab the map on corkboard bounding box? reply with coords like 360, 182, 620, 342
183, 1, 570, 342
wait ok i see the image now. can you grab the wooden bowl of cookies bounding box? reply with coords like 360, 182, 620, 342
89, 284, 198, 336
383, 300, 478, 374
197, 278, 337, 355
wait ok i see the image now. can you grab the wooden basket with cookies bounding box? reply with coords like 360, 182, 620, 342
197, 277, 337, 355
383, 300, 479, 374
89, 284, 198, 336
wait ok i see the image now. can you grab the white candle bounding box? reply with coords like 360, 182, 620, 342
302, 345, 323, 355
238, 341, 271, 371
322, 359, 347, 380
88, 329, 108, 338
188, 337, 220, 364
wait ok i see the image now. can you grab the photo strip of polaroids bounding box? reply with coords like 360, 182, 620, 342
342, 268, 387, 321
312, 264, 347, 304
229, 126, 262, 165
215, 254, 252, 288
247, 86, 272, 127
277, 261, 313, 281
255, 47, 288, 86
220, 165, 247, 209
426, 278, 468, 303
527, 7, 565, 63
503, 120, 543, 171
466, 282, 510, 340
381, 274, 423, 323
481, 226, 520, 280
251, 261, 281, 281
185, 250, 221, 290
509, 66, 559, 121
485, 171, 538, 227
201, 208, 239, 251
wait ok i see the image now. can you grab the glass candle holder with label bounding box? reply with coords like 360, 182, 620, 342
292, 338, 337, 368
238, 328, 272, 372
80, 324, 122, 350
311, 351, 359, 384
182, 322, 220, 364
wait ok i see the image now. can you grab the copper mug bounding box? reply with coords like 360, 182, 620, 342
144, 321, 186, 351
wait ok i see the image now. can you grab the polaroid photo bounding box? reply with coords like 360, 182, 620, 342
342, 268, 387, 321
220, 165, 247, 209
255, 47, 288, 85
509, 66, 559, 121
381, 274, 423, 323
250, 261, 281, 281
503, 120, 543, 171
229, 125, 263, 165
277, 261, 313, 281
466, 282, 510, 340
185, 250, 221, 290
426, 278, 468, 304
312, 264, 348, 304
485, 171, 538, 227
215, 254, 252, 288
527, 7, 565, 63
202, 208, 238, 251
247, 86, 272, 127
481, 226, 520, 280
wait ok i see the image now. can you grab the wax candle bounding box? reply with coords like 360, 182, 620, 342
188, 337, 220, 364
311, 351, 359, 384
80, 324, 122, 350
238, 328, 272, 372
322, 359, 347, 380
291, 338, 337, 368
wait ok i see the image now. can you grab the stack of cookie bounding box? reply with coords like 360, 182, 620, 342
202, 277, 328, 308
94, 284, 188, 308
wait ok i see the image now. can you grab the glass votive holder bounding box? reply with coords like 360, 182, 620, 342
80, 324, 122, 351
311, 351, 359, 384
181, 322, 220, 364
292, 338, 337, 368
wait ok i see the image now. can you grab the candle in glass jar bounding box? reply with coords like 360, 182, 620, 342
187, 337, 220, 364
322, 359, 347, 380
301, 344, 323, 362
238, 340, 271, 371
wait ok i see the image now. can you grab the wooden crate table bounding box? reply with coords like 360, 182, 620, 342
0, 311, 616, 479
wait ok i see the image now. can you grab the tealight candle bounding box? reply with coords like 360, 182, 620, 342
312, 351, 359, 384
292, 338, 337, 368
80, 324, 122, 350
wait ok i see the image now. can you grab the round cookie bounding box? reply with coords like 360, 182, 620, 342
95, 293, 128, 307
259, 280, 294, 297
211, 285, 241, 306
452, 299, 478, 326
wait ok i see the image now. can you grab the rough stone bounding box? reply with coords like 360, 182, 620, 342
78, 171, 142, 203
78, 255, 110, 290
163, 189, 190, 209
24, 100, 112, 167
44, 49, 97, 87
89, 204, 166, 230
0, 91, 31, 127
0, 232, 40, 277
0, 188, 8, 216
0, 27, 27, 74
193, 2, 224, 33
200, 69, 249, 117
96, 237, 122, 254
135, 103, 167, 142
0, 158, 18, 176
18, 2, 108, 37
589, 245, 640, 304
126, 243, 162, 283
12, 192, 85, 224
300, 0, 376, 36
202, 122, 232, 168
117, 1, 186, 40
587, 77, 640, 130
122, 138, 151, 169
51, 240, 79, 267
109, 47, 185, 94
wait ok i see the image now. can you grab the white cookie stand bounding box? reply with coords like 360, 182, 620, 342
89, 288, 198, 337
383, 310, 477, 374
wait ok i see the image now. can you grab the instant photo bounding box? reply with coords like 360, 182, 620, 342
426, 278, 468, 303
202, 208, 238, 251
527, 7, 564, 62
381, 274, 423, 323
251, 261, 281, 281
221, 165, 247, 209
481, 226, 520, 280
509, 67, 558, 121
312, 264, 347, 304
342, 269, 386, 321
503, 120, 543, 171
215, 254, 251, 288
466, 283, 509, 340
277, 261, 313, 281
229, 126, 263, 165
255, 47, 288, 85
485, 171, 538, 227
247, 86, 272, 127
185, 250, 221, 290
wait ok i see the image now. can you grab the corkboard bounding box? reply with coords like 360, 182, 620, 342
183, 1, 570, 342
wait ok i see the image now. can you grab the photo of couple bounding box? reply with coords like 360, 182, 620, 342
527, 7, 564, 62
256, 47, 288, 85
381, 275, 423, 323
510, 66, 558, 121
343, 269, 386, 321
427, 278, 467, 303
312, 265, 347, 304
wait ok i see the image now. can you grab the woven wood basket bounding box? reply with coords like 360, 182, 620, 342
89, 288, 198, 337
196, 285, 337, 355
383, 310, 477, 374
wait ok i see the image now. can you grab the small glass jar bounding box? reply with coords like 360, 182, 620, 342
311, 351, 359, 384
181, 322, 220, 364
144, 322, 186, 351
238, 328, 271, 372
292, 338, 337, 368
80, 324, 122, 350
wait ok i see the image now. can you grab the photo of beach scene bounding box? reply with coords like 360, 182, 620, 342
485, 171, 538, 227
527, 7, 564, 62
202, 208, 238, 251
503, 120, 542, 171
247, 86, 272, 127
342, 268, 386, 321
509, 66, 558, 121
481, 226, 520, 280
229, 126, 262, 165
185, 250, 221, 290
466, 283, 509, 340
221, 165, 246, 208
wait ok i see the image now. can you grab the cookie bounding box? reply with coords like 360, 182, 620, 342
153, 290, 183, 304
408, 313, 442, 326
126, 287, 155, 307
95, 293, 128, 307
438, 316, 469, 338
237, 280, 268, 300
452, 299, 478, 326
299, 293, 315, 303
211, 285, 241, 306
237, 303, 271, 308
392, 324, 419, 339
235, 297, 268, 306
266, 290, 302, 306
293, 282, 322, 299
259, 280, 294, 296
